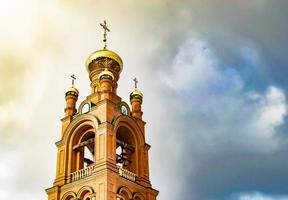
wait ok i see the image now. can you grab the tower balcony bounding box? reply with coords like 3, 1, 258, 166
70, 164, 96, 182
117, 165, 136, 182
70, 164, 136, 183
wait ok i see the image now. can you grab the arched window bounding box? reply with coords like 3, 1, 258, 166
82, 103, 90, 114
61, 191, 76, 200
133, 193, 145, 200
72, 132, 95, 172
116, 126, 136, 173
77, 186, 95, 200
78, 100, 92, 115
117, 187, 132, 200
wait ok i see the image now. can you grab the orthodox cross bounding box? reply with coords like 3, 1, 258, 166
71, 74, 76, 86
100, 20, 110, 49
133, 78, 138, 89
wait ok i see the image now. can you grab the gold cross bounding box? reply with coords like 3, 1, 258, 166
133, 78, 138, 89
100, 20, 110, 49
71, 74, 76, 86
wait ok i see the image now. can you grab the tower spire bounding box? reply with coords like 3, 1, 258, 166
64, 74, 79, 117
100, 20, 110, 49
130, 77, 143, 119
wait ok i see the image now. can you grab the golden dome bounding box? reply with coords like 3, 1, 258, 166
86, 49, 123, 73
98, 69, 115, 80
130, 88, 143, 102
66, 86, 79, 97
131, 88, 143, 97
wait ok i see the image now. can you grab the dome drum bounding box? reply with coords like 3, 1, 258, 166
86, 50, 123, 80
88, 59, 120, 82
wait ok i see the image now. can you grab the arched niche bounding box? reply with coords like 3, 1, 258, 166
117, 186, 132, 200
77, 186, 94, 200
61, 191, 76, 200
133, 192, 145, 200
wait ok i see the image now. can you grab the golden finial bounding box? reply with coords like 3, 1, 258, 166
100, 20, 110, 49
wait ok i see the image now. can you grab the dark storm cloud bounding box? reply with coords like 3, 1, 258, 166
146, 1, 288, 200
150, 0, 288, 87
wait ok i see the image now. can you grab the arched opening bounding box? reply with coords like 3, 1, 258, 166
82, 103, 90, 114
120, 192, 129, 200
77, 186, 95, 200
64, 196, 74, 200
78, 191, 92, 200
133, 193, 145, 200
116, 126, 136, 173
71, 128, 95, 174
117, 186, 132, 200
61, 191, 76, 200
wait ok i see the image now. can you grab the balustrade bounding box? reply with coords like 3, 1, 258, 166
71, 164, 95, 182
71, 165, 136, 182
117, 166, 136, 182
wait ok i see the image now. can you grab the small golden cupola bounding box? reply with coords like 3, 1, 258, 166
130, 77, 144, 119
86, 20, 123, 100
64, 74, 79, 117
97, 57, 115, 100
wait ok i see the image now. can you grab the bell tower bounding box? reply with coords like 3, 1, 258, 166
46, 21, 159, 200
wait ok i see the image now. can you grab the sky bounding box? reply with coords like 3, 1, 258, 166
0, 0, 288, 200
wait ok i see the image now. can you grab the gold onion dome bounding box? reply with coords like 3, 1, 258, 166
66, 86, 79, 97
130, 88, 143, 102
86, 49, 123, 74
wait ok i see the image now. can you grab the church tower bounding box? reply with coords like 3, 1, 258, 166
46, 21, 159, 200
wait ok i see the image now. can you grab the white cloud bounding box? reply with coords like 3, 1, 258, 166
162, 39, 219, 91
160, 38, 287, 154
161, 38, 243, 101
255, 86, 287, 139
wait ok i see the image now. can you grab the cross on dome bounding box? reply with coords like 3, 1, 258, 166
133, 78, 138, 89
100, 20, 110, 49
71, 74, 76, 86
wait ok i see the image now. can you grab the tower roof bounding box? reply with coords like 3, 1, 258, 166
66, 86, 79, 97
86, 49, 123, 74
130, 88, 143, 98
